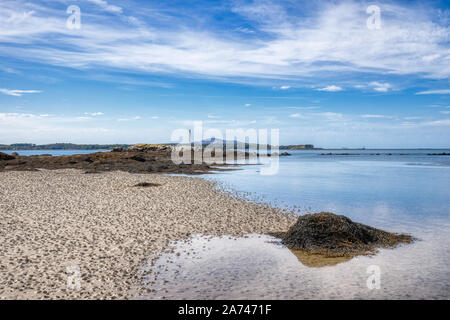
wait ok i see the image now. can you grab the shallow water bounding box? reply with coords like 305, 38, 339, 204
138, 233, 449, 299
139, 149, 450, 299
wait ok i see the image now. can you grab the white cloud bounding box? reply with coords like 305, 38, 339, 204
244, 104, 251, 107
361, 114, 393, 119
316, 85, 343, 92
86, 0, 123, 14
369, 82, 392, 92
422, 119, 450, 126
84, 112, 104, 116
0, 88, 42, 96
404, 116, 423, 120
280, 86, 291, 90
151, 116, 159, 119
416, 89, 450, 95
289, 113, 303, 118
117, 116, 141, 121
440, 111, 450, 114
287, 106, 319, 110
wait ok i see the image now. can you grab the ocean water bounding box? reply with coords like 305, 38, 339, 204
204, 149, 450, 225
139, 149, 450, 299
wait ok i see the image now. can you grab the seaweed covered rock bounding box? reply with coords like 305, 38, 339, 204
128, 144, 173, 152
0, 152, 15, 161
282, 212, 413, 257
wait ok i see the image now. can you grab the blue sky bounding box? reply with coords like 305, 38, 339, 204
0, 0, 449, 148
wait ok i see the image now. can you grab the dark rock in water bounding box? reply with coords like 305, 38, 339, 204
282, 212, 413, 257
280, 152, 292, 156
0, 152, 15, 161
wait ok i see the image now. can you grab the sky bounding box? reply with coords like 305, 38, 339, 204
0, 0, 449, 148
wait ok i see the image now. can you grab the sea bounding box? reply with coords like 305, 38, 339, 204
142, 149, 450, 299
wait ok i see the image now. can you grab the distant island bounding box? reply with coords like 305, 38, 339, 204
279, 144, 318, 150
0, 143, 320, 151
0, 143, 131, 150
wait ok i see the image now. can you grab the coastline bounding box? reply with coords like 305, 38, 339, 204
0, 169, 296, 299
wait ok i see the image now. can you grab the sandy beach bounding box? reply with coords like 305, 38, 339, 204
0, 169, 295, 299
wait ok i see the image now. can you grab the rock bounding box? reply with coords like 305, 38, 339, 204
0, 152, 15, 161
129, 155, 146, 162
111, 147, 124, 152
133, 182, 161, 187
280, 152, 292, 156
128, 144, 173, 152
282, 212, 413, 257
11, 152, 19, 157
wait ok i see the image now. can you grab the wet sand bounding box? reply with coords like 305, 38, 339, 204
0, 169, 295, 299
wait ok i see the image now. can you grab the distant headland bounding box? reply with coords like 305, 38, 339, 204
0, 143, 321, 151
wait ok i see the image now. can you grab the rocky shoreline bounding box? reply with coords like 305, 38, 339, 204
0, 150, 224, 175
0, 148, 284, 175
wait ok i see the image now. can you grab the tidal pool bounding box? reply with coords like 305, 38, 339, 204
136, 233, 449, 300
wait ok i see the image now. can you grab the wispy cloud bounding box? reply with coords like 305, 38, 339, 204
287, 106, 320, 110
317, 85, 343, 92
416, 89, 450, 95
0, 0, 448, 84
86, 0, 123, 14
84, 112, 104, 116
369, 82, 392, 93
117, 116, 141, 121
361, 114, 393, 119
0, 88, 42, 96
422, 119, 450, 126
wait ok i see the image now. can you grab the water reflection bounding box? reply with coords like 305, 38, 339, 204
290, 249, 353, 268
135, 232, 448, 300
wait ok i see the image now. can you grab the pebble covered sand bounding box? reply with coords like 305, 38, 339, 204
0, 169, 295, 299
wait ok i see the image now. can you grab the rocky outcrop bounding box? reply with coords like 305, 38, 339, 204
0, 150, 230, 175
0, 152, 15, 161
128, 144, 173, 152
